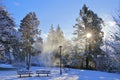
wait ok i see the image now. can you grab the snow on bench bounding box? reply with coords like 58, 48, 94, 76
17, 70, 33, 78
36, 70, 51, 77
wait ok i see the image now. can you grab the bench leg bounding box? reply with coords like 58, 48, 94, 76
38, 73, 39, 77
29, 74, 31, 77
19, 74, 21, 78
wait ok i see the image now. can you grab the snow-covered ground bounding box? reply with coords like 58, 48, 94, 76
0, 64, 16, 68
0, 66, 120, 80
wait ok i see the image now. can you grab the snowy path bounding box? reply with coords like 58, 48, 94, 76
0, 67, 120, 80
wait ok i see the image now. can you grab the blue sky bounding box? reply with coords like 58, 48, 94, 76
2, 0, 120, 40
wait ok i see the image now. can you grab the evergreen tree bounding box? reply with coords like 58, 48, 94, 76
56, 24, 64, 44
19, 12, 41, 70
108, 9, 120, 72
45, 24, 66, 66
0, 5, 16, 63
46, 24, 64, 51
47, 24, 56, 49
113, 9, 120, 42
73, 4, 104, 69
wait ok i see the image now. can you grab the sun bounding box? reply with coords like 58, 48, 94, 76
86, 33, 92, 38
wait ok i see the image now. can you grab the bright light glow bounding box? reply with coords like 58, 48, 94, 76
86, 33, 92, 38
107, 21, 116, 27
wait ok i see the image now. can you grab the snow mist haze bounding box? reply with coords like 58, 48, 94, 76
38, 41, 60, 67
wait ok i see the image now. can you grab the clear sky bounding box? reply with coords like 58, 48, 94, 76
2, 0, 120, 40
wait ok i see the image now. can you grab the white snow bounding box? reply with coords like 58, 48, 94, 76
0, 66, 120, 80
0, 64, 15, 68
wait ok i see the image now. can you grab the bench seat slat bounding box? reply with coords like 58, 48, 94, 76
17, 71, 33, 77
36, 70, 50, 76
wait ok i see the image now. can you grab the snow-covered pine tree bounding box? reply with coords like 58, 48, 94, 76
107, 9, 120, 73
56, 24, 64, 44
47, 24, 56, 50
73, 4, 104, 69
45, 24, 69, 67
19, 12, 42, 70
47, 24, 65, 46
71, 9, 86, 69
0, 5, 17, 64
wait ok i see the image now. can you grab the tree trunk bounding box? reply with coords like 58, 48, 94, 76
26, 53, 31, 70
86, 56, 89, 69
26, 53, 29, 70
28, 53, 31, 70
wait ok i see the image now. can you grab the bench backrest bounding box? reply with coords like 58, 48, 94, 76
17, 71, 33, 74
36, 70, 50, 74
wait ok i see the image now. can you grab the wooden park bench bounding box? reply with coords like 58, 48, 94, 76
17, 70, 33, 78
36, 70, 51, 77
